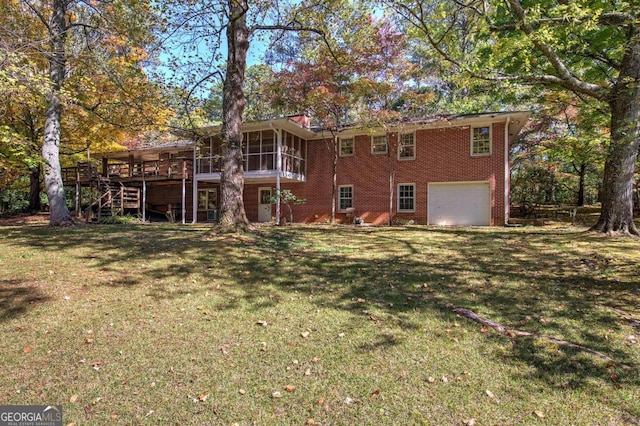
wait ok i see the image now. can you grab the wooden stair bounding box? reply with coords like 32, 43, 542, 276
85, 176, 140, 222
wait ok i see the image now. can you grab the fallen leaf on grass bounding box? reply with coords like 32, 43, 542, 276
198, 392, 209, 402
533, 410, 545, 418
272, 391, 283, 398
284, 385, 296, 392
239, 389, 246, 395
485, 389, 495, 399
85, 338, 94, 344
301, 331, 310, 338
69, 394, 78, 403
23, 346, 32, 354
463, 419, 477, 426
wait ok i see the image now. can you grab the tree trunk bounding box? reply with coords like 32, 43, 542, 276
43, 0, 73, 226
218, 0, 250, 230
28, 164, 41, 213
576, 163, 586, 207
590, 40, 640, 235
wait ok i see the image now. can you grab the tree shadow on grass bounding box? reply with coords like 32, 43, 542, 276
1, 224, 639, 411
0, 279, 51, 321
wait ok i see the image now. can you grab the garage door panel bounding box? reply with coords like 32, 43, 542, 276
428, 182, 490, 226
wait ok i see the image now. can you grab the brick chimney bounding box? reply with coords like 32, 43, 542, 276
289, 115, 311, 128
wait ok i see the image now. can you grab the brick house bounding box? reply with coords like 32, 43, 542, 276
63, 111, 529, 226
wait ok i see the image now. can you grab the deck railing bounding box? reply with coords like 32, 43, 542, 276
108, 159, 193, 180
62, 159, 193, 185
196, 153, 306, 176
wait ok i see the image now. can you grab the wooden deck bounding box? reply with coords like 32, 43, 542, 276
62, 159, 193, 186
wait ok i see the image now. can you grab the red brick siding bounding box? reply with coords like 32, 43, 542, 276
267, 123, 508, 225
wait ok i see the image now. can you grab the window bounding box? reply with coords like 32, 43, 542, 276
338, 185, 353, 210
197, 189, 217, 211
371, 135, 388, 154
398, 133, 415, 160
398, 184, 415, 212
471, 126, 491, 156
339, 138, 354, 157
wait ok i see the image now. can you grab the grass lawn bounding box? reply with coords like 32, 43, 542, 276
0, 221, 638, 425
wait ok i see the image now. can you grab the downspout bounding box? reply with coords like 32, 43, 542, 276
504, 116, 511, 225
269, 121, 282, 225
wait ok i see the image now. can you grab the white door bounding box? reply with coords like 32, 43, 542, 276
428, 182, 491, 226
258, 188, 272, 222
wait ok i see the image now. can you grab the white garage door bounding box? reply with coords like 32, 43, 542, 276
428, 182, 491, 226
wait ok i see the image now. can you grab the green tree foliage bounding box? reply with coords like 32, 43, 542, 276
269, 189, 306, 224
0, 0, 169, 224
512, 92, 608, 213
202, 64, 284, 123
387, 0, 639, 234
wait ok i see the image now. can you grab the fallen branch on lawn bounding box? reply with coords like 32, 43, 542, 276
451, 305, 634, 370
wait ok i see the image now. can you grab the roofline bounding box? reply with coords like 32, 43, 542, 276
198, 117, 318, 139
332, 111, 531, 138
103, 111, 531, 159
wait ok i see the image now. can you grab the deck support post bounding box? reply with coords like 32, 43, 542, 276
142, 177, 146, 221
182, 176, 186, 224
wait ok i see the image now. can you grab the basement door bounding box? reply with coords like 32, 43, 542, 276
258, 187, 272, 222
428, 182, 491, 226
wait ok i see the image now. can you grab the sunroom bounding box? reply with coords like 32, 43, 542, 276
195, 117, 316, 184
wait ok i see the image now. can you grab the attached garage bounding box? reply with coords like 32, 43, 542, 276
428, 182, 491, 226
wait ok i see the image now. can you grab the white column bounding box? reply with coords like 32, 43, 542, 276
192, 143, 198, 223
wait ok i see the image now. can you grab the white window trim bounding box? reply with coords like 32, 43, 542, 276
397, 132, 416, 160
338, 184, 354, 211
397, 183, 416, 212
197, 188, 217, 211
339, 138, 354, 157
371, 134, 388, 155
471, 125, 492, 157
